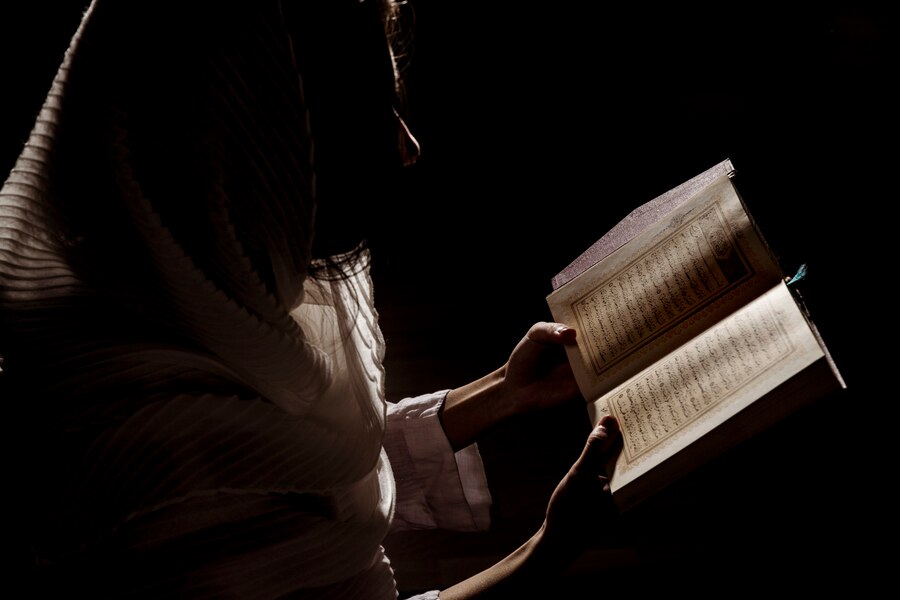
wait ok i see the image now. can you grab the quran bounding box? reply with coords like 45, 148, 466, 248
546, 159, 846, 511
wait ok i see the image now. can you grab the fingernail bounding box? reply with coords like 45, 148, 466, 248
554, 325, 569, 334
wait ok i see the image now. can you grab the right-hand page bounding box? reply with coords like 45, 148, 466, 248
595, 281, 825, 503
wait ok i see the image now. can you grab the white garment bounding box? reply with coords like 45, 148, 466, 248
386, 391, 492, 534
385, 391, 492, 600
0, 1, 492, 597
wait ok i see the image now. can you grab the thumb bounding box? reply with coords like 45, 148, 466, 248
573, 415, 621, 481
525, 321, 577, 346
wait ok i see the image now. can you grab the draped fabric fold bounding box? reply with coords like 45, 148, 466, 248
1, 1, 398, 596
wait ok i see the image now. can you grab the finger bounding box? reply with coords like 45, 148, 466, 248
525, 321, 577, 345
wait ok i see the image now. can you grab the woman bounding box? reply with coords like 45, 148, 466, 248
0, 1, 622, 597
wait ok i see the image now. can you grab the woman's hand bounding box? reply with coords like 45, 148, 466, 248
539, 415, 624, 559
440, 321, 582, 450
439, 416, 623, 599
501, 321, 582, 415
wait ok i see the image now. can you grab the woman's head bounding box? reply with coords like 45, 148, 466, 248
282, 0, 420, 261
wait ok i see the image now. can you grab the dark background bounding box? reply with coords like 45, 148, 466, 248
1, 2, 891, 596
373, 5, 890, 596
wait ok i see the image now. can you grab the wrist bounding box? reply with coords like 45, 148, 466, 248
441, 366, 512, 450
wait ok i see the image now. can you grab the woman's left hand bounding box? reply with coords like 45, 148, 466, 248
500, 321, 582, 416
441, 321, 583, 450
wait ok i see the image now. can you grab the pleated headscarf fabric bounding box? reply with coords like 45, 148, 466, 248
0, 1, 398, 596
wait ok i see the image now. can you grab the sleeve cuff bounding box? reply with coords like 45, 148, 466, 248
401, 592, 440, 600
384, 390, 491, 532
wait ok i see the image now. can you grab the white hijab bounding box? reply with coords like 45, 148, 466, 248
0, 1, 397, 596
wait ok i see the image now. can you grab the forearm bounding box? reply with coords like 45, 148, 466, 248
439, 526, 570, 599
440, 366, 514, 451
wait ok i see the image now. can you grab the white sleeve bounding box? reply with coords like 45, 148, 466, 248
401, 592, 440, 600
384, 390, 492, 532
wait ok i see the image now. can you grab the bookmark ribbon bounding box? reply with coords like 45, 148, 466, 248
786, 263, 808, 286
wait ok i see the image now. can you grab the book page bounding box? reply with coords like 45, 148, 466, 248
548, 174, 783, 400
592, 282, 825, 496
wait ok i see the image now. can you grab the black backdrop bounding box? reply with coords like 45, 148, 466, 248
374, 6, 889, 595
1, 2, 890, 596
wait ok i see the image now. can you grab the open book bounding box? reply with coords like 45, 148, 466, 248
546, 159, 846, 511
